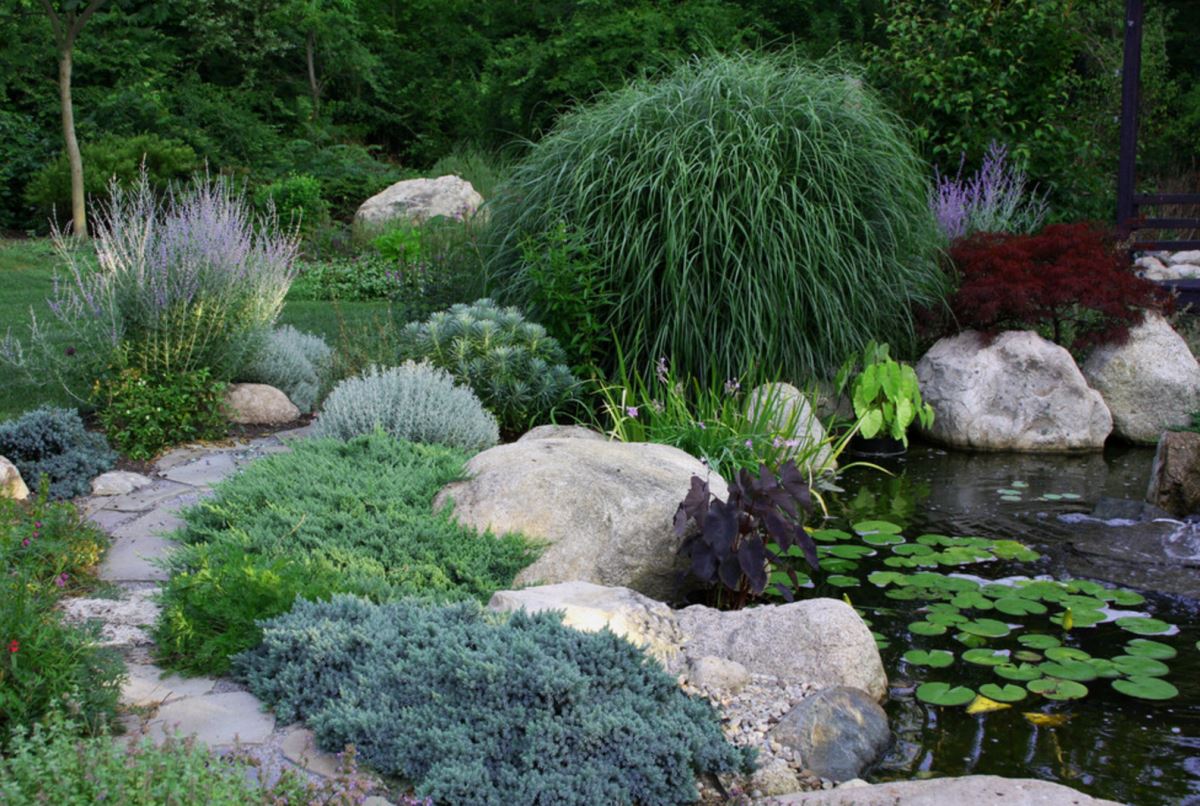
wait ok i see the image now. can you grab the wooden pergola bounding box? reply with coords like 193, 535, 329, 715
1116, 0, 1200, 251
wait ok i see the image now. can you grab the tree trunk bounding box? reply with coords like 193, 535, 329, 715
57, 39, 87, 237
306, 29, 320, 120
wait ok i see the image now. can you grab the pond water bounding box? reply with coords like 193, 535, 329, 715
819, 442, 1200, 806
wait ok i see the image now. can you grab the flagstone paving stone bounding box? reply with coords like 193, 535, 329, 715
147, 691, 276, 746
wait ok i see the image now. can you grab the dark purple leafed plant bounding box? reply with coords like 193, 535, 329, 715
1, 171, 299, 399
931, 141, 1049, 243
673, 459, 816, 609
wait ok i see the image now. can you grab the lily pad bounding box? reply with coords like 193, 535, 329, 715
909, 620, 948, 636
1112, 676, 1179, 701
951, 592, 994, 610
893, 543, 936, 556
916, 682, 975, 707
995, 663, 1043, 682
1124, 639, 1177, 660
819, 558, 859, 574
1111, 655, 1170, 677
1017, 634, 1060, 650
994, 597, 1048, 616
811, 528, 853, 543
903, 649, 955, 668
1108, 589, 1146, 607
954, 632, 990, 648
1011, 481, 1029, 489
963, 648, 1010, 666
926, 611, 968, 626
979, 683, 1027, 703
1115, 617, 1173, 636
960, 618, 1011, 638
1044, 647, 1091, 662
853, 520, 904, 535
863, 532, 906, 546
1051, 609, 1105, 628
1027, 678, 1089, 701
886, 586, 921, 600
867, 571, 907, 588
826, 574, 860, 588
967, 695, 1011, 714
1039, 660, 1098, 682
1014, 650, 1044, 663
823, 544, 875, 559
1085, 658, 1122, 679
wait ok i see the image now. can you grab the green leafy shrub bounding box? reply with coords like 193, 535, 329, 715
236, 596, 755, 806
94, 369, 228, 460
288, 254, 401, 301
486, 52, 945, 382
1, 494, 122, 742
0, 717, 375, 804
0, 110, 52, 231
154, 433, 536, 674
24, 134, 198, 221
0, 407, 115, 499
253, 173, 331, 237
315, 363, 498, 451
239, 325, 333, 413
398, 299, 579, 433
269, 141, 410, 221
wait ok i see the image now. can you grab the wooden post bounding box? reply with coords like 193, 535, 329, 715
1116, 0, 1144, 237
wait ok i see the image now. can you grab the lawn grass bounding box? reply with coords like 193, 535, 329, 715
0, 237, 393, 423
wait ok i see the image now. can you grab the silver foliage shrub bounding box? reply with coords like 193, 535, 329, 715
240, 325, 333, 413
314, 362, 498, 452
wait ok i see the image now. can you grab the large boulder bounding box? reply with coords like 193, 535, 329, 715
1, 456, 29, 500
773, 775, 1124, 805
1082, 314, 1200, 444
517, 424, 606, 442
436, 438, 723, 599
916, 330, 1111, 452
747, 383, 835, 472
353, 175, 482, 230
768, 686, 890, 782
488, 582, 887, 699
1145, 430, 1200, 517
224, 383, 300, 426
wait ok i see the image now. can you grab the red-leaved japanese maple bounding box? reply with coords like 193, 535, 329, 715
945, 223, 1169, 350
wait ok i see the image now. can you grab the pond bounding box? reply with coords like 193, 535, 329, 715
816, 442, 1200, 806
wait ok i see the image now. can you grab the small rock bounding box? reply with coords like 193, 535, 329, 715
1, 456, 29, 500
1146, 431, 1200, 517
1168, 250, 1200, 265
688, 656, 750, 693
91, 470, 154, 497
224, 383, 300, 425
280, 725, 343, 779
770, 686, 891, 782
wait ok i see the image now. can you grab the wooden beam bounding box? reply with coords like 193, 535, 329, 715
1116, 0, 1144, 234
1132, 193, 1200, 206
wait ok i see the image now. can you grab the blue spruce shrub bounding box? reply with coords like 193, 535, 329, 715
397, 299, 579, 432
240, 325, 333, 413
236, 596, 754, 806
0, 407, 116, 498
314, 362, 498, 452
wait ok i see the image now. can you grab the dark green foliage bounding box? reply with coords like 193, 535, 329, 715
253, 173, 331, 237
0, 406, 115, 499
154, 433, 537, 674
486, 53, 946, 382
236, 595, 755, 806
0, 111, 53, 231
398, 299, 579, 433
94, 368, 228, 460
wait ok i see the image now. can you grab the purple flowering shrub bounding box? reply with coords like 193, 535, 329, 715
931, 142, 1049, 242
1, 171, 299, 400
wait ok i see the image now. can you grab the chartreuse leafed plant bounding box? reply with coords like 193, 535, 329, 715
487, 52, 946, 382
154, 433, 537, 675
235, 596, 755, 806
0, 170, 299, 401
836, 342, 933, 447
398, 299, 579, 433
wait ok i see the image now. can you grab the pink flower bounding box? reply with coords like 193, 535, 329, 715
21, 539, 30, 548
55, 573, 68, 588
744, 439, 753, 449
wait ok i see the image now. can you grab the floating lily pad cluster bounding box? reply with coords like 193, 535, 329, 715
995, 480, 1083, 504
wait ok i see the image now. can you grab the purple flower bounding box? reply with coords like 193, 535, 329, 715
55, 572, 68, 588
724, 378, 741, 396
655, 356, 669, 385
744, 439, 753, 449
625, 406, 639, 418
21, 538, 30, 548
697, 422, 706, 430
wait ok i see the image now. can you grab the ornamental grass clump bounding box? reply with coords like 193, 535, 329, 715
1, 171, 299, 400
486, 52, 946, 382
235, 596, 754, 806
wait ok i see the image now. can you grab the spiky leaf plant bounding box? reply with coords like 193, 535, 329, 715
486, 52, 947, 382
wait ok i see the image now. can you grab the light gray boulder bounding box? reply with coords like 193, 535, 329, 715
916, 330, 1111, 452
747, 383, 835, 472
772, 774, 1125, 805
517, 424, 606, 442
353, 175, 482, 230
224, 383, 300, 426
1082, 313, 1200, 444
1, 456, 29, 500
438, 438, 723, 599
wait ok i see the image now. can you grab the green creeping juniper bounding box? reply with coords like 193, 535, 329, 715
236, 596, 755, 806
397, 299, 579, 434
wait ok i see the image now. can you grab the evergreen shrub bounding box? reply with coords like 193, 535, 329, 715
398, 299, 579, 433
240, 325, 333, 413
154, 433, 536, 674
253, 173, 331, 237
315, 362, 498, 451
486, 52, 945, 382
236, 596, 755, 806
0, 407, 115, 499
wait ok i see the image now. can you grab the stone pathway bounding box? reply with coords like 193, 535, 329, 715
60, 426, 387, 794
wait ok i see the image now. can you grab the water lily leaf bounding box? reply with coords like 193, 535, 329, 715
1060, 493, 1081, 500
1108, 589, 1146, 607
979, 683, 1027, 703
1023, 712, 1070, 727
823, 544, 875, 559
1044, 647, 1091, 662
886, 586, 921, 600
954, 632, 989, 648
1014, 650, 1043, 663
853, 520, 904, 535
1115, 617, 1173, 635
1011, 481, 1029, 489
863, 532, 906, 546
1111, 655, 1170, 677
963, 648, 1010, 666
884, 556, 917, 569
1067, 580, 1105, 596
1017, 634, 1060, 650
872, 632, 890, 650
995, 663, 1043, 682
951, 592, 994, 610
909, 620, 947, 636
1039, 660, 1098, 682
1050, 609, 1104, 628
1000, 495, 1023, 502
916, 534, 954, 546
1027, 678, 1088, 700
893, 543, 935, 556
994, 597, 1047, 616
1124, 639, 1177, 660
867, 571, 907, 588
926, 611, 967, 626
966, 694, 1011, 714
988, 541, 1041, 562
960, 618, 1011, 638
1111, 676, 1179, 701
903, 649, 955, 668
996, 488, 1022, 496
1085, 658, 1122, 679
1041, 493, 1063, 501
811, 528, 853, 542
1061, 595, 1106, 611
827, 574, 860, 588
916, 682, 975, 707
819, 558, 859, 574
